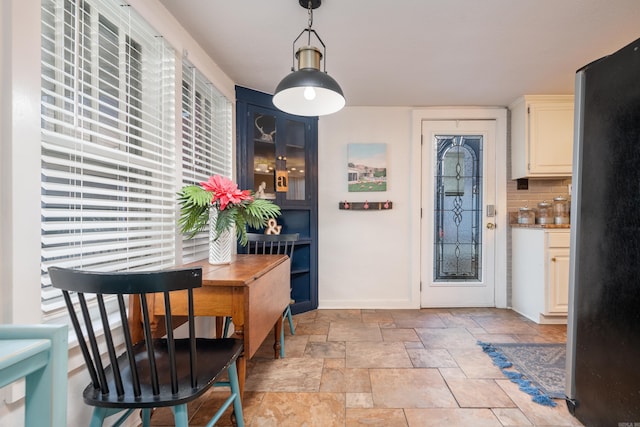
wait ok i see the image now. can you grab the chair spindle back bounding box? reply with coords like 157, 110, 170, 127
245, 233, 299, 265
49, 267, 202, 401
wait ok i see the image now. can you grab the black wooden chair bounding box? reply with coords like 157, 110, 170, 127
48, 266, 244, 427
224, 232, 299, 357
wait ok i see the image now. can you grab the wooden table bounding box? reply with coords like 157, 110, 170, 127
128, 254, 290, 396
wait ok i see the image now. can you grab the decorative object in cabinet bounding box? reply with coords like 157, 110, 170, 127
510, 95, 574, 179
236, 86, 318, 315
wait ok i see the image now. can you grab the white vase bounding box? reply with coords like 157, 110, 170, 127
209, 207, 233, 265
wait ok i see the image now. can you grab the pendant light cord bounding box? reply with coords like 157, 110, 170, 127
307, 1, 313, 45
289, 0, 328, 73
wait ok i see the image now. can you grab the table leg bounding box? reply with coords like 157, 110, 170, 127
274, 316, 283, 359
215, 317, 224, 338
128, 295, 144, 344
231, 321, 247, 398
236, 353, 246, 399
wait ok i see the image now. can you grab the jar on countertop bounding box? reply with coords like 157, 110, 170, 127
518, 207, 536, 224
553, 196, 570, 224
536, 201, 553, 224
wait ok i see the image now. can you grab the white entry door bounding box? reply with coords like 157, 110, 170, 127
421, 120, 497, 307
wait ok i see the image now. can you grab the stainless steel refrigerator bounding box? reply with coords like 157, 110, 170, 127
567, 36, 640, 426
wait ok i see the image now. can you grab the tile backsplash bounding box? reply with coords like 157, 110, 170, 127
507, 178, 572, 214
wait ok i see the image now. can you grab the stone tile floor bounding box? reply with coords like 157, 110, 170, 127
146, 308, 583, 426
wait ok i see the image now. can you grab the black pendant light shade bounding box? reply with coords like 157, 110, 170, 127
273, 1, 345, 116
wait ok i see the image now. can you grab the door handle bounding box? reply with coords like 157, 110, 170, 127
486, 223, 496, 230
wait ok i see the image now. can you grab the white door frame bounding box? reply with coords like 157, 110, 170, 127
410, 108, 508, 308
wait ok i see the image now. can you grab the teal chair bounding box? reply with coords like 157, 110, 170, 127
0, 324, 68, 427
49, 266, 244, 427
224, 232, 298, 357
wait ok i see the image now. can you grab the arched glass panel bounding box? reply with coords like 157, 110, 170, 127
434, 135, 483, 281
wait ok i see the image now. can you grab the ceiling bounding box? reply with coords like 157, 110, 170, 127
158, 0, 640, 108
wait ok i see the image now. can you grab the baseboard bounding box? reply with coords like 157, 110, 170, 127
539, 313, 568, 325
318, 299, 419, 310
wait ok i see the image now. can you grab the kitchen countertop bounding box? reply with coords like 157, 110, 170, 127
510, 223, 571, 229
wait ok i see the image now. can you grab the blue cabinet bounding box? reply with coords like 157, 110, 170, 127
236, 86, 318, 314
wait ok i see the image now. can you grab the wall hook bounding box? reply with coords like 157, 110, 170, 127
338, 201, 393, 210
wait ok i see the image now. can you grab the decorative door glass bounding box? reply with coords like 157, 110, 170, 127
434, 135, 483, 281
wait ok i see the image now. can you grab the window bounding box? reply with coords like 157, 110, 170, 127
40, 0, 176, 313
180, 59, 232, 262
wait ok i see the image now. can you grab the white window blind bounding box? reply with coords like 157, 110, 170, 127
40, 0, 176, 313
180, 59, 233, 263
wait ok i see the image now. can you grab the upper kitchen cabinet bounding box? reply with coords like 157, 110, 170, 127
510, 95, 575, 179
235, 86, 318, 315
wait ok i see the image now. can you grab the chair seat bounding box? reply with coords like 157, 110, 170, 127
83, 338, 243, 408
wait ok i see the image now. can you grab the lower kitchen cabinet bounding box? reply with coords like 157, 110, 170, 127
511, 227, 570, 324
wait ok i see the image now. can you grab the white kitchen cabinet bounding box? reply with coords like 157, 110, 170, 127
510, 95, 574, 179
511, 227, 570, 324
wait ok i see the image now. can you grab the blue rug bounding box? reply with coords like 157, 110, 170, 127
478, 341, 566, 407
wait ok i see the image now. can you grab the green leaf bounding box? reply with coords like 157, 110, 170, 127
177, 185, 212, 238
236, 198, 281, 245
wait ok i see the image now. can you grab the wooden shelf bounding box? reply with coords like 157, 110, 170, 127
338, 201, 393, 210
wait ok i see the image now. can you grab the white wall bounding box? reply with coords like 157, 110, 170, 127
1, 3, 55, 424
318, 107, 420, 309
317, 107, 508, 310
0, 0, 5, 326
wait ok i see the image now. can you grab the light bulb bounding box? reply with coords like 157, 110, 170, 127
303, 86, 316, 101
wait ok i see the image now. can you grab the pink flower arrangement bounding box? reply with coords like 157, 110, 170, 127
200, 175, 253, 211
178, 175, 280, 246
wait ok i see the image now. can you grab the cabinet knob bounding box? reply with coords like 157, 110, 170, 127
551, 257, 557, 262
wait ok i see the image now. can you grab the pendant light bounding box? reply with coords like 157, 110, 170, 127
273, 0, 345, 117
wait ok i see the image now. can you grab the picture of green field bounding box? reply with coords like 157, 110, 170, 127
348, 180, 387, 192
347, 143, 387, 192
